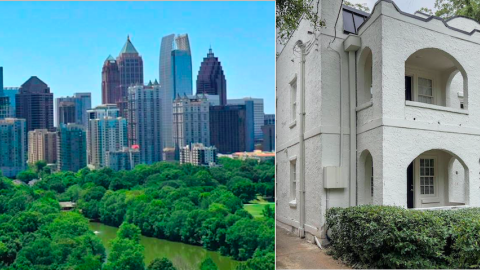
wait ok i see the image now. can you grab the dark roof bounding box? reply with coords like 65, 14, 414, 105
342, 5, 370, 35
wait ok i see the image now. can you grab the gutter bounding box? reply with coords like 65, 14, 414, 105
344, 35, 361, 206
296, 40, 307, 238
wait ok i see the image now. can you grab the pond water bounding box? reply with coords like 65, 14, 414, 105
88, 222, 240, 270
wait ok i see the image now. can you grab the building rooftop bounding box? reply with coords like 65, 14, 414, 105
120, 35, 139, 54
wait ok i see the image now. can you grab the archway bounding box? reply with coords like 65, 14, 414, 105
358, 149, 373, 205
405, 149, 468, 209
357, 47, 373, 106
404, 48, 468, 109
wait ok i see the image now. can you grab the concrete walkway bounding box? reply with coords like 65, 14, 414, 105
276, 226, 350, 269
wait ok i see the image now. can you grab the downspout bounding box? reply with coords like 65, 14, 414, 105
296, 40, 307, 238
344, 35, 361, 206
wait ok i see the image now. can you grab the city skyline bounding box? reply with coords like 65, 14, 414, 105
0, 1, 275, 113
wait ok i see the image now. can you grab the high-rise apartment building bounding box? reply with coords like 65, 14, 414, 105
87, 104, 127, 169
117, 36, 144, 116
105, 146, 140, 171
28, 129, 57, 164
196, 48, 227, 105
209, 104, 254, 154
126, 82, 163, 164
159, 33, 193, 149
0, 118, 26, 177
16, 76, 54, 132
102, 55, 121, 105
57, 123, 87, 172
3, 87, 19, 118
228, 97, 265, 141
173, 94, 210, 151
179, 143, 217, 166
55, 93, 92, 128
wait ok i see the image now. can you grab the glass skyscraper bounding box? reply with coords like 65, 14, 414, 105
159, 33, 193, 149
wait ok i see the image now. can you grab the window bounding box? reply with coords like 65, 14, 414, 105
420, 158, 435, 195
290, 77, 297, 121
290, 160, 297, 201
418, 77, 434, 104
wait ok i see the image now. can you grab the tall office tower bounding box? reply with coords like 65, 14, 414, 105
74, 93, 91, 127
0, 67, 3, 92
16, 76, 54, 132
228, 97, 265, 141
159, 33, 193, 149
87, 104, 127, 169
55, 93, 92, 127
173, 94, 210, 151
117, 36, 144, 116
105, 146, 140, 171
57, 101, 76, 126
3, 87, 19, 117
102, 55, 121, 105
209, 104, 254, 154
0, 118, 27, 177
196, 48, 227, 105
126, 82, 163, 164
179, 143, 217, 166
57, 123, 87, 172
262, 114, 275, 152
172, 34, 193, 97
28, 129, 57, 164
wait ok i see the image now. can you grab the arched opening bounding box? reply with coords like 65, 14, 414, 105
357, 47, 373, 106
405, 48, 467, 109
406, 149, 468, 209
358, 150, 373, 205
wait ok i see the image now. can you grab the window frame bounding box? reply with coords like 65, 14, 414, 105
416, 155, 437, 199
289, 156, 297, 204
289, 75, 298, 124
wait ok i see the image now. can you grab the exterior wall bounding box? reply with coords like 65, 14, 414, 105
3, 87, 19, 118
228, 98, 265, 141
277, 0, 480, 241
105, 148, 140, 171
102, 56, 121, 105
0, 118, 27, 177
209, 105, 250, 154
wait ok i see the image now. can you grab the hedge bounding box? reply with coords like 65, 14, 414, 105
325, 205, 480, 269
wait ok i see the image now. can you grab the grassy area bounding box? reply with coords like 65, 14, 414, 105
244, 203, 275, 218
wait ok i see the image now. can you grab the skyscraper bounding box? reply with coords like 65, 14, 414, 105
262, 114, 275, 152
86, 104, 127, 169
159, 33, 193, 149
57, 101, 76, 126
0, 67, 9, 120
117, 36, 144, 116
173, 94, 210, 150
196, 48, 227, 105
0, 118, 27, 177
55, 93, 92, 128
102, 55, 121, 105
16, 76, 54, 132
228, 97, 265, 141
3, 87, 19, 118
28, 129, 57, 164
209, 104, 254, 154
126, 82, 163, 164
57, 123, 87, 172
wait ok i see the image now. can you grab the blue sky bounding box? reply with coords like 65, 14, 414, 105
0, 1, 275, 113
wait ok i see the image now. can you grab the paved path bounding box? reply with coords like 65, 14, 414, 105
276, 225, 350, 269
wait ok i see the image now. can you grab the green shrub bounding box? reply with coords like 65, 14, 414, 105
326, 205, 480, 269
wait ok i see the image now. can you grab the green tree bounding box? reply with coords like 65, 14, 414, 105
16, 170, 37, 183
118, 222, 141, 243
421, 0, 480, 21
104, 238, 144, 270
200, 257, 218, 270
147, 257, 177, 270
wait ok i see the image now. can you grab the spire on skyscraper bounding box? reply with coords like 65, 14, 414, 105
120, 36, 139, 54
